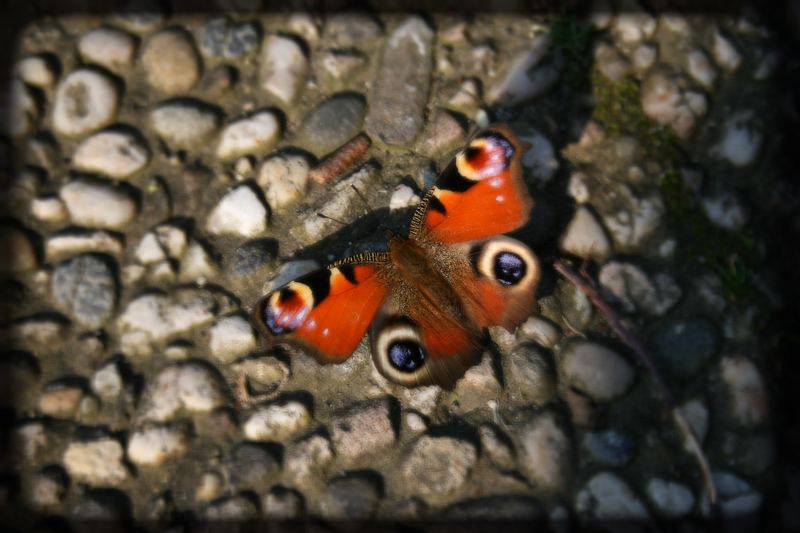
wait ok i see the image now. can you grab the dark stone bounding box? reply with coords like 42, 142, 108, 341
321, 472, 382, 520
581, 429, 636, 466
51, 254, 117, 329
295, 93, 366, 157
648, 317, 719, 380
200, 17, 261, 58
228, 442, 280, 489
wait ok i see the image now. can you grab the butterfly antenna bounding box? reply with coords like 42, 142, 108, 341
351, 184, 371, 215
316, 212, 349, 226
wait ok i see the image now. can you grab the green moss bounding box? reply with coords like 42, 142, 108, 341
589, 73, 758, 302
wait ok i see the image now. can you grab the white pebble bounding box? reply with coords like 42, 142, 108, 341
78, 28, 137, 72
206, 185, 268, 237
712, 30, 742, 72
72, 130, 150, 179
560, 340, 634, 402
631, 44, 657, 71
15, 55, 57, 88
599, 261, 682, 316
567, 172, 590, 203
702, 193, 748, 230
63, 438, 128, 485
257, 154, 310, 210
31, 196, 68, 223
138, 363, 228, 422
243, 401, 312, 441
179, 241, 217, 282
217, 111, 280, 160
687, 49, 717, 88
127, 426, 189, 466
612, 13, 656, 44
260, 34, 309, 105
720, 356, 768, 427
517, 412, 571, 491
519, 129, 558, 183
712, 111, 762, 167
559, 206, 610, 261
60, 179, 137, 229
208, 315, 256, 363
91, 361, 124, 400
45, 230, 124, 262
518, 316, 561, 348
487, 34, 555, 106
389, 184, 420, 211
151, 102, 221, 150
52, 69, 119, 137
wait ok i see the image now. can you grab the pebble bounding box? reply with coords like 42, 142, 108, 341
195, 471, 223, 502
199, 17, 260, 58
612, 13, 656, 44
26, 466, 68, 507
52, 69, 118, 136
111, 4, 166, 33
287, 12, 320, 46
46, 230, 124, 262
91, 360, 124, 400
127, 425, 189, 466
320, 49, 367, 80
442, 495, 544, 520
646, 478, 695, 518
687, 49, 717, 88
679, 398, 710, 445
648, 317, 719, 380
389, 184, 420, 211
519, 128, 558, 183
702, 192, 748, 230
559, 206, 611, 261
135, 234, 164, 265
575, 472, 650, 520
321, 474, 381, 520
712, 29, 742, 72
63, 438, 128, 485
140, 28, 201, 94
418, 109, 466, 158
322, 13, 382, 46
257, 154, 310, 210
12, 422, 48, 462
208, 315, 256, 363
6, 79, 37, 137
228, 441, 280, 489
518, 316, 561, 348
39, 383, 85, 418
178, 241, 218, 282
72, 130, 150, 179
447, 78, 481, 110
0, 225, 38, 275
150, 100, 222, 150
284, 433, 334, 488
51, 254, 117, 329
599, 261, 682, 316
15, 54, 58, 88
581, 429, 636, 466
203, 494, 259, 520
296, 93, 366, 157
516, 412, 571, 491
260, 34, 309, 105
503, 343, 557, 406
30, 196, 67, 223
720, 356, 768, 427
479, 424, 516, 472
263, 486, 305, 518
242, 400, 312, 441
216, 110, 280, 160
631, 43, 657, 71
60, 178, 138, 229
330, 397, 396, 459
559, 340, 635, 402
710, 471, 763, 520
487, 34, 558, 106
452, 354, 502, 413
712, 111, 762, 167
229, 238, 276, 277
365, 16, 434, 146
398, 386, 441, 416
400, 435, 476, 496
137, 362, 228, 421
78, 28, 137, 72
206, 184, 268, 237
595, 41, 631, 82
640, 69, 705, 139
602, 191, 665, 248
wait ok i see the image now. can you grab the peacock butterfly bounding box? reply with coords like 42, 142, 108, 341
251, 124, 540, 388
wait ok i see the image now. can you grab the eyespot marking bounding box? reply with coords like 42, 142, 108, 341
493, 251, 526, 286
388, 340, 426, 372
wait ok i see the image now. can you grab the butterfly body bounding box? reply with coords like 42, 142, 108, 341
253, 125, 540, 388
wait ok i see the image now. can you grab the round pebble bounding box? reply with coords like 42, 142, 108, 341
257, 154, 310, 210
91, 360, 124, 400
599, 261, 682, 316
72, 130, 150, 179
140, 28, 201, 94
516, 412, 571, 491
296, 93, 366, 157
260, 34, 308, 105
0, 225, 38, 275
400, 435, 476, 496
559, 340, 635, 402
713, 111, 762, 167
52, 69, 119, 137
321, 474, 381, 520
51, 254, 117, 329
559, 206, 611, 261
648, 317, 719, 380
323, 13, 382, 46
285, 433, 334, 488
78, 27, 137, 72
228, 442, 280, 489
63, 438, 128, 485
30, 196, 68, 224
503, 344, 557, 406
330, 398, 396, 459
199, 17, 260, 58
687, 49, 717, 88
263, 486, 305, 519
206, 184, 268, 237
646, 478, 695, 518
39, 383, 85, 418
216, 110, 280, 160
127, 425, 189, 466
581, 429, 636, 466
150, 100, 222, 150
243, 401, 311, 441
712, 30, 742, 72
208, 315, 256, 363
138, 362, 228, 422
720, 356, 768, 427
15, 54, 58, 88
26, 466, 68, 507
575, 472, 650, 520
59, 179, 138, 229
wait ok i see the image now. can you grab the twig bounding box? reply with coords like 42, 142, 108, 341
553, 259, 718, 510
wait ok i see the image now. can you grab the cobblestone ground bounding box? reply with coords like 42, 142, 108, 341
0, 3, 798, 531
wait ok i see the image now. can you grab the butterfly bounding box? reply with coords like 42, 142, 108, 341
251, 124, 540, 388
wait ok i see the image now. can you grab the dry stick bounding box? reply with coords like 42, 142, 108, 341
553, 259, 718, 509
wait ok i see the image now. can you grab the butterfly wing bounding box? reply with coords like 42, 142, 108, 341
252, 255, 390, 362
409, 124, 533, 244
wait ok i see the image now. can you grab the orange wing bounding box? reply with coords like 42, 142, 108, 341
409, 124, 533, 244
252, 260, 389, 361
